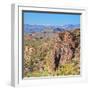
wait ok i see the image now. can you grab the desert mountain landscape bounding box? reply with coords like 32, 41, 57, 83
23, 25, 80, 77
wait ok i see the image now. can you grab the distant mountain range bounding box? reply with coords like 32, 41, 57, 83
24, 24, 80, 33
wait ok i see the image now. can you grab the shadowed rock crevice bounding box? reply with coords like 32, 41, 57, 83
54, 50, 61, 71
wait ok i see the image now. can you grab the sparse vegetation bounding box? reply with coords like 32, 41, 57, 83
23, 29, 80, 77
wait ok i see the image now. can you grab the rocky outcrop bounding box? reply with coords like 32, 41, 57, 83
51, 29, 80, 71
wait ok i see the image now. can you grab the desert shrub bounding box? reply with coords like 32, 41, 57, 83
55, 60, 80, 76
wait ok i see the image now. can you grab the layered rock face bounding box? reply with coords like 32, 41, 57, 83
52, 30, 80, 70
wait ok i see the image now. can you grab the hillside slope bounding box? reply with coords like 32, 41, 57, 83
24, 29, 80, 77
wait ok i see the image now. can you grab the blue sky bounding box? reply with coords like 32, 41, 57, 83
23, 11, 80, 25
